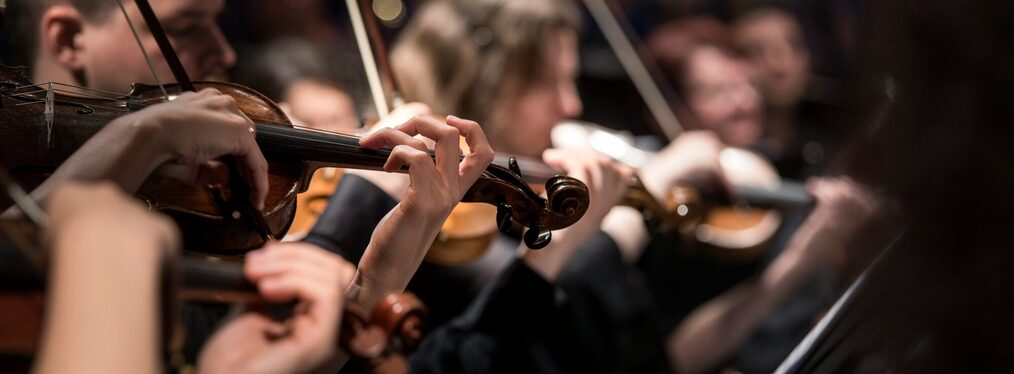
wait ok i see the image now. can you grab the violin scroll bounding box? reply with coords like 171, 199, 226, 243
462, 159, 589, 249
340, 292, 425, 373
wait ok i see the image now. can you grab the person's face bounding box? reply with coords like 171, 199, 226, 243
75, 0, 236, 93
499, 28, 582, 157
284, 79, 360, 134
732, 9, 810, 107
684, 46, 763, 147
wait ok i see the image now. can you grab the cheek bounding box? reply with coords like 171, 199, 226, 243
82, 37, 153, 91
690, 98, 727, 128
514, 100, 557, 138
172, 42, 211, 79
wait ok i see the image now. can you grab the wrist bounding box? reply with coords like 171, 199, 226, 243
397, 199, 453, 233
601, 206, 649, 263
112, 115, 175, 166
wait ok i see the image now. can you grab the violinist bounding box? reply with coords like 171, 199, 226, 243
386, 0, 710, 371
2, 0, 264, 207
390, 1, 884, 373
3, 0, 498, 367
646, 16, 764, 149
729, 3, 841, 180
33, 181, 354, 373
643, 15, 880, 372
3, 0, 489, 309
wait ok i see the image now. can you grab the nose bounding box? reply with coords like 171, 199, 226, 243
732, 82, 760, 113
558, 80, 583, 118
206, 26, 237, 73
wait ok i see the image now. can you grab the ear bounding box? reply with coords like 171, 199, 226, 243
39, 5, 87, 72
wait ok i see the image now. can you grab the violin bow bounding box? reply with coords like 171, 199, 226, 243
0, 166, 47, 273
580, 0, 688, 141
121, 0, 276, 242
346, 0, 395, 117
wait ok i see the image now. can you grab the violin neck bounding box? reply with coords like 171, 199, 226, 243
736, 182, 815, 210
495, 155, 561, 184
254, 124, 392, 171
255, 124, 569, 181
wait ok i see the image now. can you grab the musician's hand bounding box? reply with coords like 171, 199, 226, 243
17, 88, 269, 215
640, 131, 726, 203
784, 177, 881, 275
135, 88, 269, 210
544, 148, 632, 223
525, 148, 633, 281
35, 182, 179, 374
351, 115, 494, 308
362, 115, 493, 217
346, 102, 434, 200
198, 242, 354, 374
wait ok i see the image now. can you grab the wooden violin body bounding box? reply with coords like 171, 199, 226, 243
552, 121, 815, 262
456, 148, 813, 265
0, 65, 589, 254
0, 219, 426, 370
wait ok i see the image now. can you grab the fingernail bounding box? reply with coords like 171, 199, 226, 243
446, 115, 460, 121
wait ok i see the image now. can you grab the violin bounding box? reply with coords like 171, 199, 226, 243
287, 167, 344, 239
430, 148, 814, 264
0, 64, 590, 254
552, 121, 815, 261
0, 168, 425, 372
0, 219, 427, 371
563, 0, 818, 262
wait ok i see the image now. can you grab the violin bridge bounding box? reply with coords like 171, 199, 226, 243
45, 82, 54, 149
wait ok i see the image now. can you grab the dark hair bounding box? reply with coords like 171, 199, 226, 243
231, 37, 342, 102
4, 0, 116, 65
646, 15, 737, 112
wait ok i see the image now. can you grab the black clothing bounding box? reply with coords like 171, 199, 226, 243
306, 174, 512, 327
410, 232, 672, 374
183, 174, 398, 363
410, 258, 570, 374
557, 232, 671, 374
303, 174, 399, 263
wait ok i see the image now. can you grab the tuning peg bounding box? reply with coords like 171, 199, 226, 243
523, 223, 552, 249
508, 156, 522, 176
496, 203, 513, 233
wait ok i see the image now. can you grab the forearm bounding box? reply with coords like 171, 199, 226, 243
350, 204, 443, 309
303, 174, 398, 262
667, 245, 812, 374
28, 120, 168, 205
35, 222, 165, 374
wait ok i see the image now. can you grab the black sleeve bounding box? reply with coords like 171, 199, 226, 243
409, 258, 561, 374
556, 231, 673, 374
302, 174, 397, 264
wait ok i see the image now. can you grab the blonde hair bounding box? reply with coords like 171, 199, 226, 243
392, 0, 580, 136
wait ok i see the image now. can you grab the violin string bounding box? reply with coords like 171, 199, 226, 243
8, 94, 135, 113
6, 91, 464, 165
9, 87, 131, 102
8, 87, 119, 100
6, 82, 462, 162
9, 82, 132, 97
115, 0, 171, 101
7, 82, 170, 108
